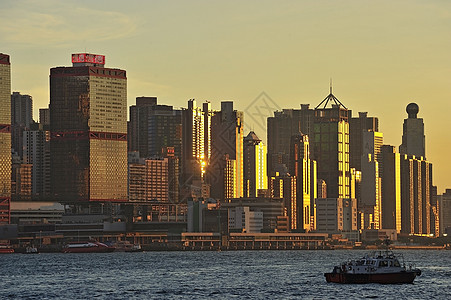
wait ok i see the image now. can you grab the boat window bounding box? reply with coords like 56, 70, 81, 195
394, 260, 400, 267
379, 260, 388, 267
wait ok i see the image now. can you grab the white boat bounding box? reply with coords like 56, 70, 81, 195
325, 250, 421, 284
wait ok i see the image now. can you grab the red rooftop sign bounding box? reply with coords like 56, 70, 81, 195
72, 53, 105, 65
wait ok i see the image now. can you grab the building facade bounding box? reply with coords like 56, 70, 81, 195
360, 131, 383, 229
11, 92, 33, 159
209, 101, 244, 200
128, 97, 182, 160
243, 131, 267, 198
23, 123, 51, 197
315, 198, 358, 233
0, 54, 11, 198
289, 133, 317, 231
439, 189, 451, 235
50, 53, 127, 202
181, 100, 213, 194
400, 103, 425, 158
349, 112, 379, 170
380, 145, 401, 232
0, 53, 11, 224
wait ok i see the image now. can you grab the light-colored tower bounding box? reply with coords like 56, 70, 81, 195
400, 103, 425, 158
50, 53, 127, 202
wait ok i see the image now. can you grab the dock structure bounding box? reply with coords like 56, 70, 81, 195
181, 232, 328, 250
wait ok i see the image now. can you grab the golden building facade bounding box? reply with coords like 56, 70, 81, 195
0, 54, 11, 197
50, 54, 127, 202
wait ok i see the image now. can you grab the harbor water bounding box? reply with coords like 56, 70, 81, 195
1, 250, 450, 299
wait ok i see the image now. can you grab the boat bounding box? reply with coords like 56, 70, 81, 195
325, 250, 421, 284
25, 246, 39, 254
114, 240, 142, 252
62, 241, 115, 253
0, 244, 14, 254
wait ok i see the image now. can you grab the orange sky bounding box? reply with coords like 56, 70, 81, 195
1, 0, 450, 192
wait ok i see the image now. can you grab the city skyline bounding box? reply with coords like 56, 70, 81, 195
1, 0, 450, 192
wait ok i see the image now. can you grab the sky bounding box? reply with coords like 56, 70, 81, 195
1, 0, 450, 193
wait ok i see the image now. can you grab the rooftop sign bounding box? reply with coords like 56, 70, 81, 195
72, 53, 105, 65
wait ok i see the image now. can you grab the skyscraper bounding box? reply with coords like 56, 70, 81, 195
267, 104, 315, 177
181, 99, 213, 186
439, 189, 451, 236
360, 131, 383, 229
267, 89, 351, 199
380, 145, 401, 232
209, 101, 244, 200
50, 53, 127, 202
23, 123, 51, 198
400, 155, 432, 235
289, 132, 317, 231
349, 112, 379, 170
0, 53, 11, 224
400, 103, 425, 158
243, 131, 267, 198
398, 103, 433, 235
11, 92, 34, 159
128, 97, 182, 160
313, 92, 351, 199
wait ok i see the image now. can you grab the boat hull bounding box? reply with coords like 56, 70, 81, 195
324, 271, 418, 284
62, 242, 115, 253
0, 248, 14, 254
63, 246, 115, 253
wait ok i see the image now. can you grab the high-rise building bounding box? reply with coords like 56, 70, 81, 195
181, 99, 213, 187
431, 185, 439, 237
50, 53, 127, 202
400, 103, 425, 158
380, 145, 401, 231
128, 157, 169, 202
439, 189, 451, 235
289, 133, 317, 231
208, 101, 244, 200
145, 158, 169, 202
269, 173, 297, 230
313, 92, 351, 199
0, 53, 11, 224
11, 92, 33, 127
39, 108, 50, 126
162, 146, 179, 203
400, 155, 432, 235
397, 103, 433, 235
267, 104, 315, 177
11, 92, 34, 160
243, 131, 267, 198
128, 97, 182, 160
23, 123, 51, 198
349, 112, 379, 170
267, 90, 351, 200
315, 198, 358, 233
360, 131, 383, 229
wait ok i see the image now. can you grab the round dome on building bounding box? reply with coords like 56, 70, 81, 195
406, 102, 419, 118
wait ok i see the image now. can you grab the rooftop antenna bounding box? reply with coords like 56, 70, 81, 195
330, 77, 332, 94
314, 78, 347, 109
